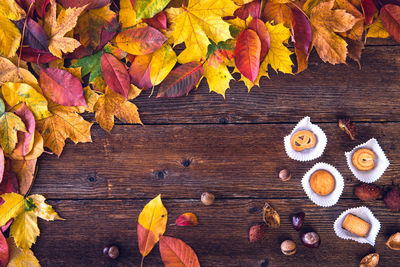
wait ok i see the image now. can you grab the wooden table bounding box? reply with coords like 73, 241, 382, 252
31, 38, 400, 266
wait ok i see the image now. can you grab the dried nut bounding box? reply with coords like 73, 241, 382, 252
386, 232, 400, 250
281, 240, 296, 255
249, 223, 267, 243
201, 192, 215, 206
354, 183, 381, 201
279, 169, 291, 181
301, 232, 320, 248
384, 186, 400, 212
103, 245, 119, 259
290, 212, 305, 231
360, 253, 379, 267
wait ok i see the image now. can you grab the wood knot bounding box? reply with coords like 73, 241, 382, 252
87, 175, 97, 183
219, 117, 228, 124
155, 170, 167, 179
259, 259, 269, 267
181, 159, 192, 167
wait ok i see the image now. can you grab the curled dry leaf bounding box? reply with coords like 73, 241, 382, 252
175, 213, 199, 226
338, 117, 356, 140
386, 232, 400, 250
263, 202, 280, 228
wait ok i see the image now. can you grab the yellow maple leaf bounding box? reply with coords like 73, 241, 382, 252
1, 82, 51, 120
166, 0, 237, 63
366, 17, 390, 39
120, 0, 136, 28
204, 61, 234, 98
7, 238, 40, 267
150, 44, 177, 86
310, 0, 356, 64
0, 16, 22, 58
45, 0, 86, 58
94, 86, 142, 132
36, 103, 93, 157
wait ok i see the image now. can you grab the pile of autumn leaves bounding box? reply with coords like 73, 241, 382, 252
0, 0, 398, 266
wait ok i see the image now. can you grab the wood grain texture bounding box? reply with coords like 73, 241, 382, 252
33, 123, 399, 199
32, 199, 400, 266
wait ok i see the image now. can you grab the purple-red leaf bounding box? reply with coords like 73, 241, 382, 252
40, 68, 87, 106
21, 47, 58, 64
362, 0, 378, 25
175, 213, 199, 226
234, 29, 261, 83
129, 55, 153, 90
157, 62, 204, 98
15, 18, 49, 51
14, 104, 35, 158
58, 0, 110, 9
0, 231, 8, 267
234, 0, 261, 20
380, 4, 400, 42
159, 236, 200, 267
101, 53, 130, 98
143, 11, 167, 30
36, 0, 50, 18
290, 5, 312, 73
248, 18, 270, 62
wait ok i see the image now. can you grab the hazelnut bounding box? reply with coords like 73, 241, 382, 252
103, 245, 119, 259
360, 253, 379, 267
290, 212, 305, 231
201, 192, 215, 206
279, 169, 291, 181
386, 232, 400, 250
281, 240, 296, 255
301, 231, 320, 248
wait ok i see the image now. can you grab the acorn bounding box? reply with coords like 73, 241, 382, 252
201, 192, 215, 206
281, 240, 296, 255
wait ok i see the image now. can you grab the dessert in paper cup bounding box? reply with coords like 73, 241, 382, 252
345, 138, 390, 183
333, 206, 380, 246
284, 117, 327, 161
301, 162, 344, 207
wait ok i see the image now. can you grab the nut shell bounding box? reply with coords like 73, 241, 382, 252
201, 192, 215, 206
281, 240, 296, 255
386, 232, 400, 250
290, 212, 305, 231
360, 253, 379, 267
279, 169, 291, 181
301, 231, 320, 248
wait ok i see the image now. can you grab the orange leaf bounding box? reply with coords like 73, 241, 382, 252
129, 54, 153, 90
175, 213, 198, 226
380, 4, 400, 43
234, 29, 261, 83
248, 18, 270, 62
159, 236, 200, 267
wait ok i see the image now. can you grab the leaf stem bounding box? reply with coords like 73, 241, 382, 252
140, 256, 144, 267
18, 3, 35, 68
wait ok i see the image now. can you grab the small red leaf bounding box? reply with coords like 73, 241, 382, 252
380, 4, 400, 42
40, 67, 87, 106
157, 62, 204, 98
0, 231, 8, 267
234, 0, 261, 20
21, 47, 58, 64
101, 53, 130, 98
234, 29, 261, 83
15, 18, 49, 51
14, 104, 35, 158
159, 236, 200, 267
361, 0, 378, 25
129, 55, 153, 90
248, 18, 270, 62
175, 213, 199, 226
143, 11, 167, 30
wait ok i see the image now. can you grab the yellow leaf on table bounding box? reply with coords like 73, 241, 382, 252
138, 194, 168, 257
11, 210, 40, 250
0, 193, 25, 227
36, 103, 93, 157
204, 61, 234, 98
310, 0, 356, 64
1, 82, 51, 120
166, 0, 237, 63
120, 0, 136, 28
0, 16, 22, 58
366, 17, 390, 39
0, 0, 26, 21
45, 0, 86, 58
7, 238, 40, 267
150, 44, 177, 86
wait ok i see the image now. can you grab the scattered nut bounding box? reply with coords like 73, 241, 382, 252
290, 212, 305, 231
360, 253, 379, 267
354, 183, 381, 201
386, 232, 400, 250
249, 223, 267, 243
338, 118, 356, 140
384, 186, 400, 212
103, 245, 119, 259
281, 240, 296, 255
201, 192, 215, 206
301, 231, 320, 248
279, 169, 291, 181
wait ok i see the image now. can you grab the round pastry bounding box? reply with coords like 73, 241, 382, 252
309, 170, 335, 196
352, 148, 375, 171
290, 130, 317, 152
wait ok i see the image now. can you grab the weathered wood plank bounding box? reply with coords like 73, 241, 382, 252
32, 123, 400, 199
32, 199, 400, 266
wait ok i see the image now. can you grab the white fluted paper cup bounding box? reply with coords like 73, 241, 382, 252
345, 138, 389, 183
301, 162, 344, 207
333, 206, 380, 246
284, 117, 327, 161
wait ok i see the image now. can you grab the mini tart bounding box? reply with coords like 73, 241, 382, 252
342, 213, 371, 237
309, 170, 335, 196
352, 148, 376, 171
290, 130, 317, 152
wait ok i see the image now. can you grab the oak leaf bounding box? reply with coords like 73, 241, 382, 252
159, 236, 200, 267
310, 0, 356, 64
135, 0, 172, 22
6, 238, 40, 267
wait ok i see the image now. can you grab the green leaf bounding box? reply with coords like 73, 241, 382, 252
135, 0, 172, 21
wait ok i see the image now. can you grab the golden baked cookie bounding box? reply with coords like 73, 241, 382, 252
342, 213, 371, 237
352, 148, 375, 171
290, 130, 317, 152
309, 170, 335, 196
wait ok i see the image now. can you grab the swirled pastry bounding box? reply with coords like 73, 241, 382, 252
352, 148, 375, 171
290, 130, 317, 152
